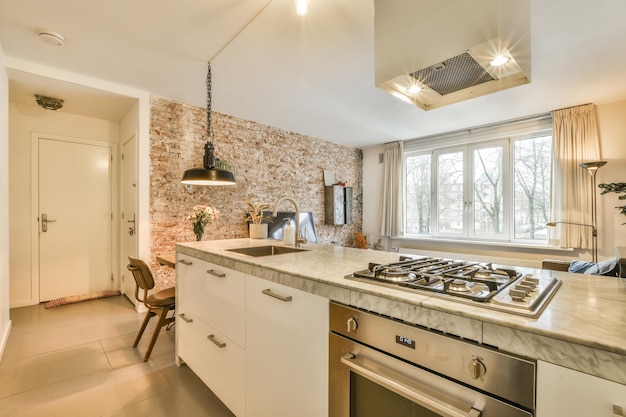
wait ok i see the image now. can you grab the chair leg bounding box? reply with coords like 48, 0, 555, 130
133, 310, 155, 348
142, 307, 170, 362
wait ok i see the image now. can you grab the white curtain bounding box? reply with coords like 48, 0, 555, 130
550, 104, 601, 248
380, 141, 404, 237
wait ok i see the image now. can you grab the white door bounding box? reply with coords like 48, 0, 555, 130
120, 135, 138, 301
38, 137, 112, 301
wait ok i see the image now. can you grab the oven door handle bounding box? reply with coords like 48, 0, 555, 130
341, 353, 482, 417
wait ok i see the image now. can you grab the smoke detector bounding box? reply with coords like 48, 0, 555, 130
35, 94, 64, 111
38, 30, 65, 46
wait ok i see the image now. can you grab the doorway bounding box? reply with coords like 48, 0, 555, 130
33, 135, 115, 302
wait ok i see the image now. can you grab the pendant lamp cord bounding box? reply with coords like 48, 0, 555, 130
206, 62, 212, 140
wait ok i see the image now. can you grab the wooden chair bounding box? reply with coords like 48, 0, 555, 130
127, 256, 176, 361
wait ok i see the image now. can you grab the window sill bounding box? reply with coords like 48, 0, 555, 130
391, 235, 574, 252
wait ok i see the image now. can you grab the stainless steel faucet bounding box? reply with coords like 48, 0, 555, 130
272, 197, 308, 247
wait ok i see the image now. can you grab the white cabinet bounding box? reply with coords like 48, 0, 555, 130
177, 253, 329, 417
176, 255, 246, 417
197, 260, 246, 348
245, 275, 328, 417
176, 254, 201, 319
182, 318, 246, 417
537, 360, 626, 417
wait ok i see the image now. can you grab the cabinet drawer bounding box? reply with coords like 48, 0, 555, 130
197, 260, 246, 348
176, 311, 198, 365
537, 361, 626, 417
176, 254, 202, 317
192, 320, 246, 417
177, 313, 245, 417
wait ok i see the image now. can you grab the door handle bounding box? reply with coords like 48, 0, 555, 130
127, 213, 135, 236
207, 334, 226, 348
340, 353, 482, 417
41, 213, 56, 232
262, 288, 293, 302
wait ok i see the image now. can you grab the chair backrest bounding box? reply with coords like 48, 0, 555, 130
127, 257, 156, 292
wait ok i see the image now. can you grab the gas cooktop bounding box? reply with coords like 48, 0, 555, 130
346, 256, 561, 318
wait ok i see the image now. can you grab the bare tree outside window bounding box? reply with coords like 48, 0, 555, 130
473, 146, 503, 235
514, 136, 552, 240
438, 152, 464, 234
405, 154, 431, 234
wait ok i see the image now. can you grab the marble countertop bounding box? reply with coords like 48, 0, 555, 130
176, 238, 626, 384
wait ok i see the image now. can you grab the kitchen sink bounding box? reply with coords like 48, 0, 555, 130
226, 245, 309, 257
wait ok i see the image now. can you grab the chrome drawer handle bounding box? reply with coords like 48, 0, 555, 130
341, 353, 482, 417
262, 288, 292, 302
206, 269, 226, 278
178, 259, 193, 265
178, 313, 193, 323
207, 334, 226, 348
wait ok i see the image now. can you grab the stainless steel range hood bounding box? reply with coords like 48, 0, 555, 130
375, 0, 531, 111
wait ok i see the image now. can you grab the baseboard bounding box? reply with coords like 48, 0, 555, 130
9, 299, 38, 309
0, 319, 12, 362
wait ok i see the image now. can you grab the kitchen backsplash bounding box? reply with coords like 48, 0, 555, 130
149, 96, 363, 287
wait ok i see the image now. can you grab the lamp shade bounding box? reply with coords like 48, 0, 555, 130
181, 166, 236, 186
579, 160, 607, 171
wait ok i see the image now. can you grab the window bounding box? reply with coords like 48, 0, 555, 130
404, 117, 552, 244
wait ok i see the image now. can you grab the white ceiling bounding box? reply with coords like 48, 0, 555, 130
1, 0, 626, 148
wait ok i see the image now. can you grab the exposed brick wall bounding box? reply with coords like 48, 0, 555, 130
149, 96, 363, 288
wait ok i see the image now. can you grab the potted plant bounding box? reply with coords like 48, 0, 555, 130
599, 182, 626, 224
246, 201, 272, 239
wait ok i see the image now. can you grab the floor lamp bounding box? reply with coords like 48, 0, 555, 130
546, 160, 606, 263
579, 160, 607, 263
546, 221, 597, 262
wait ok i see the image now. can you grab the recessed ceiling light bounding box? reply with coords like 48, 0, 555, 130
406, 85, 422, 94
38, 30, 65, 46
490, 55, 509, 67
295, 0, 310, 16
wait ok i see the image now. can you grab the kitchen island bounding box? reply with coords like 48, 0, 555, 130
176, 238, 626, 416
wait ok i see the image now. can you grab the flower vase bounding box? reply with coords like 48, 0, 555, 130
194, 223, 205, 241
249, 223, 268, 239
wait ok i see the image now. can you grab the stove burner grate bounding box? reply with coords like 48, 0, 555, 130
352, 256, 523, 302
346, 255, 562, 317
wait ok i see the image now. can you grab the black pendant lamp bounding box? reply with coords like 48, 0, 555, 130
181, 63, 236, 186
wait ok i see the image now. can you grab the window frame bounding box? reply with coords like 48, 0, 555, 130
402, 115, 553, 245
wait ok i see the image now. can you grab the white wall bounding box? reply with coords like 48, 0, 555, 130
362, 99, 626, 263
596, 99, 626, 252
8, 103, 120, 307
0, 44, 12, 361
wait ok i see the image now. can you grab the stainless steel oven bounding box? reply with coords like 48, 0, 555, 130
329, 302, 535, 417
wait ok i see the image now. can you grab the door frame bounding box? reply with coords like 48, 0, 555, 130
120, 132, 139, 308
30, 132, 119, 302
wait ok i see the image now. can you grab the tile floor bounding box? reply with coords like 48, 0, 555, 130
0, 295, 235, 417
